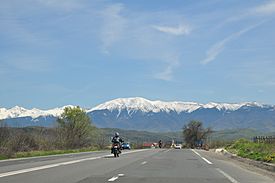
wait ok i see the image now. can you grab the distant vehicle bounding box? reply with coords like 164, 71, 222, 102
121, 142, 131, 150
174, 144, 182, 149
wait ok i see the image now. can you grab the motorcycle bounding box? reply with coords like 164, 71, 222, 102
158, 141, 163, 148
111, 143, 121, 158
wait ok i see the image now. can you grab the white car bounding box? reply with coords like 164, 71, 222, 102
174, 144, 182, 149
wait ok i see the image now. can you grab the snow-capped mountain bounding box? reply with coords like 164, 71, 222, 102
90, 97, 264, 114
1, 97, 275, 132
0, 105, 75, 120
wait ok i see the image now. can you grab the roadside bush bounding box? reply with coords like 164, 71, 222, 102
7, 132, 39, 152
263, 153, 275, 163
226, 138, 275, 163
209, 140, 233, 149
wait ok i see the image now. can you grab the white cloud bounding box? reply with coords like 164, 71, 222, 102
201, 22, 265, 64
154, 54, 180, 81
100, 3, 126, 54
154, 66, 173, 81
223, 1, 275, 24
152, 24, 191, 36
97, 4, 187, 81
253, 0, 275, 15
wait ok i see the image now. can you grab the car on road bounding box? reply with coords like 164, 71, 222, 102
174, 144, 182, 149
121, 142, 131, 150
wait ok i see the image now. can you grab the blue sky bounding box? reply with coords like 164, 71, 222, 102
1, 0, 275, 109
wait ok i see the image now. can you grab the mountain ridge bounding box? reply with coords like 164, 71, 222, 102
1, 97, 275, 132
1, 97, 272, 120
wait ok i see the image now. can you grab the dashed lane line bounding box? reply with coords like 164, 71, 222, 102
190, 149, 239, 183
216, 168, 239, 183
191, 149, 213, 164
108, 176, 119, 182
141, 161, 147, 165
108, 173, 124, 182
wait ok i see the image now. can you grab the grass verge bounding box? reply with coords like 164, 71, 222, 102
226, 139, 275, 163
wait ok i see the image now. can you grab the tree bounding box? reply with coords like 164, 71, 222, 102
0, 120, 10, 147
182, 120, 212, 148
56, 106, 96, 149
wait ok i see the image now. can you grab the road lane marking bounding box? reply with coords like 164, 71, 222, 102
108, 176, 119, 182
122, 149, 149, 155
191, 149, 213, 164
0, 164, 60, 178
0, 150, 105, 163
108, 173, 124, 182
0, 149, 150, 178
216, 168, 239, 183
141, 161, 147, 165
0, 156, 101, 178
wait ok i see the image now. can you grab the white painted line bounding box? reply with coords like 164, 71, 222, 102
141, 161, 147, 165
122, 149, 149, 155
216, 168, 239, 183
108, 173, 124, 181
163, 149, 170, 153
201, 157, 213, 165
0, 164, 59, 178
108, 176, 118, 182
0, 149, 150, 178
191, 149, 213, 164
0, 156, 101, 178
0, 150, 105, 163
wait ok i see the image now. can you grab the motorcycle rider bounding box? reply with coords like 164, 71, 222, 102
158, 140, 162, 148
111, 132, 124, 153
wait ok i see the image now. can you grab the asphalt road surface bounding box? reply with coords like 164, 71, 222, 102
0, 149, 274, 183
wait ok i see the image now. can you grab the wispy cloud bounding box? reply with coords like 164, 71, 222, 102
223, 1, 275, 24
154, 54, 180, 81
97, 4, 188, 81
152, 24, 191, 36
252, 0, 275, 15
99, 3, 126, 54
201, 22, 265, 64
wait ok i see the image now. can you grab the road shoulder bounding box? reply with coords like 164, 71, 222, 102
200, 149, 275, 181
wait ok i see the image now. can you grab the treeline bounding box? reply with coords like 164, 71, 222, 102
0, 107, 109, 159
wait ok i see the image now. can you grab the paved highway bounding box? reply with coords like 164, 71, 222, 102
0, 149, 273, 183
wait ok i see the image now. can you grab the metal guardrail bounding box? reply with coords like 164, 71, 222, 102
252, 136, 275, 143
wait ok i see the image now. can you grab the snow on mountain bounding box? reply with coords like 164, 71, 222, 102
0, 105, 75, 120
0, 97, 269, 120
90, 97, 265, 114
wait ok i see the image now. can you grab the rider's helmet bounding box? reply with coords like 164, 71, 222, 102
115, 132, 119, 137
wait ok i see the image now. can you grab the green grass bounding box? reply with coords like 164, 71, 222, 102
0, 147, 100, 160
0, 155, 7, 160
226, 139, 275, 163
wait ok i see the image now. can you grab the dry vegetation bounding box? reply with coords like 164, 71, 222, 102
0, 107, 110, 160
